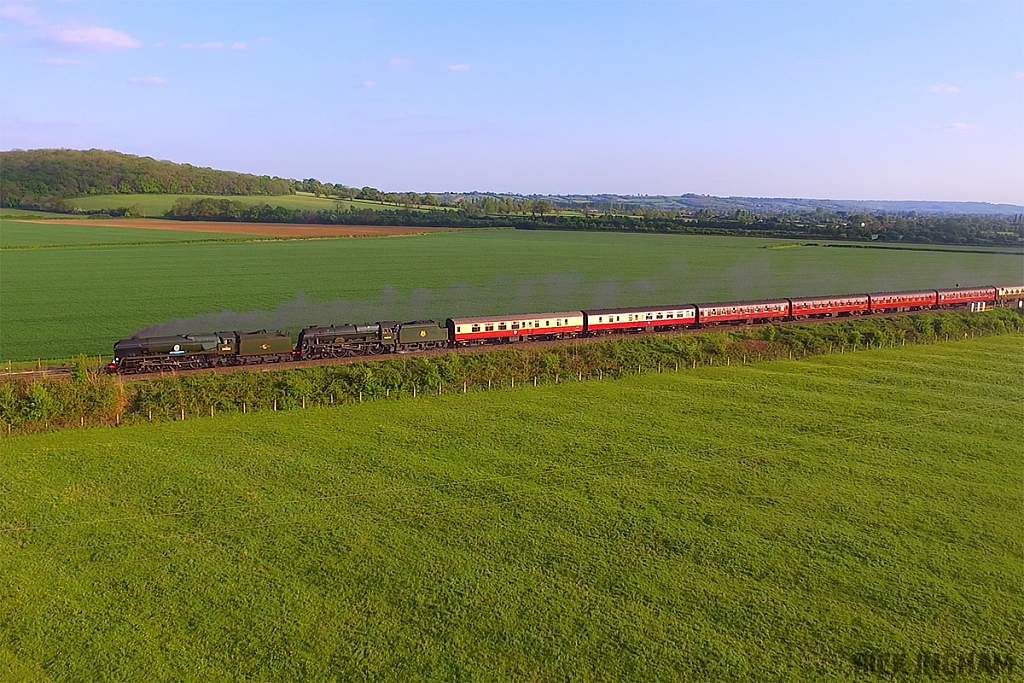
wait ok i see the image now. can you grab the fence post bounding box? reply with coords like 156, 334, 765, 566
438, 383, 442, 395
210, 405, 214, 417
463, 382, 467, 393
359, 391, 363, 403
555, 374, 559, 384
533, 376, 537, 386
511, 376, 515, 388
579, 371, 583, 381
116, 413, 120, 426
302, 397, 305, 409
242, 403, 246, 414
180, 408, 185, 420
412, 386, 416, 398
273, 400, 277, 411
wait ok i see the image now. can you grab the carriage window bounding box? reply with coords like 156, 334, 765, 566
511, 322, 519, 329
485, 324, 494, 332
545, 320, 551, 326
498, 323, 507, 331
471, 325, 481, 333
665, 313, 673, 319
457, 326, 462, 333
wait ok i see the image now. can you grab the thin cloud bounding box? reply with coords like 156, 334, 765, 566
153, 43, 164, 49
129, 76, 168, 85
927, 83, 960, 94
389, 57, 411, 68
181, 41, 225, 50
447, 63, 470, 72
361, 80, 376, 88
231, 42, 247, 49
0, 4, 43, 26
39, 57, 91, 66
1015, 72, 1024, 79
45, 22, 142, 51
930, 122, 980, 132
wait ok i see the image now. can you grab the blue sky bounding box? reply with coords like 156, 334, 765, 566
1, 1, 1022, 203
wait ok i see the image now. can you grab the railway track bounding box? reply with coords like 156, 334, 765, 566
3, 307, 1003, 383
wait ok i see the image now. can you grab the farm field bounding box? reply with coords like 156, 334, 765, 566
1, 229, 1020, 361
65, 193, 418, 216
0, 209, 91, 220
0, 219, 259, 248
1, 217, 460, 246
1, 336, 1020, 681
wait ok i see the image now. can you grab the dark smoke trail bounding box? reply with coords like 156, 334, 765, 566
130, 269, 699, 338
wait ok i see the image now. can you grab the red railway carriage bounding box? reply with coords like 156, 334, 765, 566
789, 294, 869, 319
696, 299, 790, 325
584, 305, 697, 334
867, 290, 937, 312
446, 311, 584, 346
936, 286, 997, 308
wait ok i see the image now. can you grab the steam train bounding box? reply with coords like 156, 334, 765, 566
109, 284, 1024, 374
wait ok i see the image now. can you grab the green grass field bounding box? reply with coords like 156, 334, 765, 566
1, 336, 1020, 681
0, 209, 91, 220
0, 219, 259, 248
65, 193, 417, 216
1, 229, 1019, 361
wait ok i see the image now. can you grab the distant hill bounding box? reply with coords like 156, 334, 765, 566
1, 148, 1020, 216
0, 149, 294, 206
449, 192, 1024, 217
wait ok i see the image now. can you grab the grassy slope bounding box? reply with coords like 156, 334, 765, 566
0, 336, 1020, 681
2, 230, 1020, 361
0, 219, 259, 248
65, 193, 412, 215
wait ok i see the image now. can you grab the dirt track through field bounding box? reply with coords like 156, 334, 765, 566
22, 219, 460, 238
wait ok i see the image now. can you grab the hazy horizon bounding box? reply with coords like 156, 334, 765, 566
2, 1, 1022, 204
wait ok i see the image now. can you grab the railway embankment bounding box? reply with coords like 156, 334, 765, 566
1, 309, 1021, 436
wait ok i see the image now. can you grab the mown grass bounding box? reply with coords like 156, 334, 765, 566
2, 229, 1019, 361
0, 219, 257, 248
0, 336, 1020, 681
65, 193, 412, 215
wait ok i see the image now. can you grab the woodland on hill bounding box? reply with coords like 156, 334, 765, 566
0, 149, 293, 206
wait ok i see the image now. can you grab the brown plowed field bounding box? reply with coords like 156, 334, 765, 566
23, 219, 459, 238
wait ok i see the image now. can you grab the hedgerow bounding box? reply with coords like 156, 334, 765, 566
2, 309, 1020, 435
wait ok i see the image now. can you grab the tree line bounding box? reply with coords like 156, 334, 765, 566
160, 197, 1023, 246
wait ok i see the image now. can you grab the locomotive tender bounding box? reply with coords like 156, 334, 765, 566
109, 284, 1023, 373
